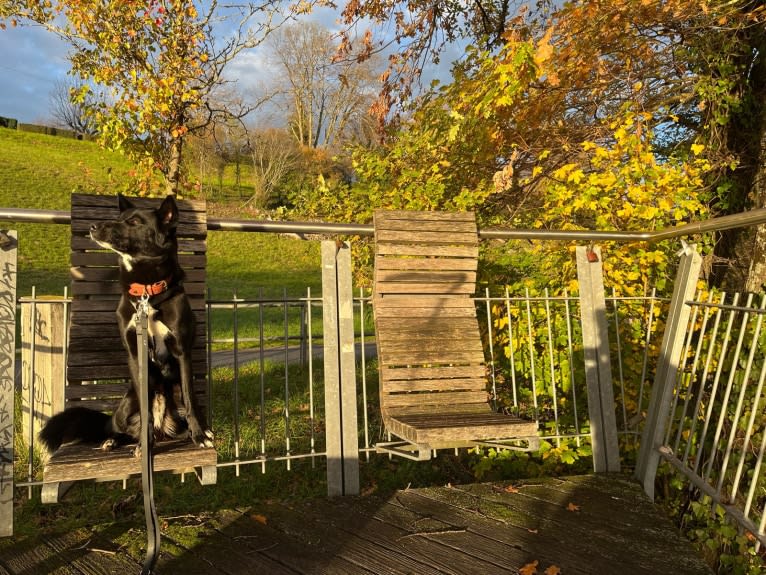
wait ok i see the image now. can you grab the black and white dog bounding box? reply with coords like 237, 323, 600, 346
40, 194, 214, 453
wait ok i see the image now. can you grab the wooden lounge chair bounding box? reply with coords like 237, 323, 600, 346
41, 193, 216, 503
372, 209, 539, 460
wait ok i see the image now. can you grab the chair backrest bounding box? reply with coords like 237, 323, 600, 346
66, 193, 208, 412
372, 210, 490, 417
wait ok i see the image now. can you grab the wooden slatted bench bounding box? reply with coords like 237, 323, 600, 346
41, 193, 216, 503
373, 209, 539, 460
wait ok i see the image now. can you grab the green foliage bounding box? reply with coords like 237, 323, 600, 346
470, 440, 593, 481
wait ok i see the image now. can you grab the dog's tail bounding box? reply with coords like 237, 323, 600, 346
39, 407, 112, 453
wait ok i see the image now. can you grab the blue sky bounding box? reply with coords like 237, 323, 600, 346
0, 5, 346, 125
0, 24, 70, 123
0, 7, 460, 126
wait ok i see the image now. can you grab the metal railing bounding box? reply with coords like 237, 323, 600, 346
4, 204, 766, 546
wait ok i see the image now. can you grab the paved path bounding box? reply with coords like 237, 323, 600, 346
210, 341, 377, 368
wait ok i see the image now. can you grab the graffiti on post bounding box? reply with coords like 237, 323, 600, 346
0, 230, 18, 537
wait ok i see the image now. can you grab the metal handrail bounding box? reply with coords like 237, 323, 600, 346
2, 205, 766, 242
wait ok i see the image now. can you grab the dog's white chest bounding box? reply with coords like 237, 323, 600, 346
129, 305, 172, 361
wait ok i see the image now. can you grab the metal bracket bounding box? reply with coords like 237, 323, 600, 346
375, 441, 433, 461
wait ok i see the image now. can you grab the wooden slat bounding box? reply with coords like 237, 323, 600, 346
388, 413, 538, 445
381, 365, 487, 381
376, 244, 479, 258
375, 257, 478, 272
381, 390, 489, 410
383, 378, 487, 393
375, 210, 476, 224
378, 349, 485, 366
375, 270, 476, 284
376, 229, 477, 245
71, 252, 206, 268
44, 439, 216, 483
375, 219, 477, 233
374, 307, 477, 320
379, 338, 484, 354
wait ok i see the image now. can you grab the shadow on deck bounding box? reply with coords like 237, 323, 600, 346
1, 474, 711, 575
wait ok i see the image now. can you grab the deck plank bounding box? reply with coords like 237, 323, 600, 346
0, 475, 713, 575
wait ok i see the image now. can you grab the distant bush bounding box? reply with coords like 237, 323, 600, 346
0, 116, 18, 129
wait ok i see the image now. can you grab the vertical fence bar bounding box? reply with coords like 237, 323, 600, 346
637, 287, 657, 417
27, 286, 36, 498
524, 288, 539, 417
0, 230, 17, 537
233, 291, 240, 477
636, 243, 702, 498
576, 246, 620, 473
504, 288, 519, 410
485, 288, 499, 405
563, 289, 581, 446
321, 241, 359, 496
283, 288, 291, 470
258, 288, 266, 473
543, 288, 560, 445
307, 287, 316, 464
359, 288, 370, 460
611, 288, 628, 433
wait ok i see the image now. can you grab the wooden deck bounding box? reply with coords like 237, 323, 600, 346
1, 474, 712, 574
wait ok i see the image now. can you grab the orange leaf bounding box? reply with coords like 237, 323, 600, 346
544, 566, 561, 575
566, 502, 580, 512
519, 560, 539, 575
251, 513, 268, 525
505, 484, 520, 493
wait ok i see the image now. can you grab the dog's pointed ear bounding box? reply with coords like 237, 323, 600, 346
118, 194, 136, 212
158, 195, 179, 230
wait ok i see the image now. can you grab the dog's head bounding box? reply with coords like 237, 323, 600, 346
90, 194, 179, 269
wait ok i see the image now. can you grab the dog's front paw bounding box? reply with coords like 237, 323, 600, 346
100, 438, 119, 451
191, 428, 214, 448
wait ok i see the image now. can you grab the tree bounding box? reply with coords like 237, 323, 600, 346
248, 127, 300, 208
1, 0, 326, 194
269, 21, 381, 150
48, 78, 98, 136
335, 0, 766, 290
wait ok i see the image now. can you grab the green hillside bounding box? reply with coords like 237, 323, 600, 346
0, 127, 321, 297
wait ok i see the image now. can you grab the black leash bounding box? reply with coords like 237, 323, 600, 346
136, 296, 160, 574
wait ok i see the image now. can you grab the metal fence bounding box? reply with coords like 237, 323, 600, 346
15, 279, 665, 484
4, 206, 766, 546
636, 246, 766, 547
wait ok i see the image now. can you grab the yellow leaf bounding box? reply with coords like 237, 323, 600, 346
519, 560, 539, 575
691, 143, 705, 155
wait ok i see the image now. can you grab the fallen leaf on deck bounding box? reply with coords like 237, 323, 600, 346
527, 528, 539, 534
505, 484, 520, 493
251, 513, 268, 525
544, 565, 561, 575
519, 559, 539, 575
566, 502, 580, 512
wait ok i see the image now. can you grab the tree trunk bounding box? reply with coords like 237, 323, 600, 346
166, 136, 183, 195
712, 24, 766, 291
745, 124, 766, 292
